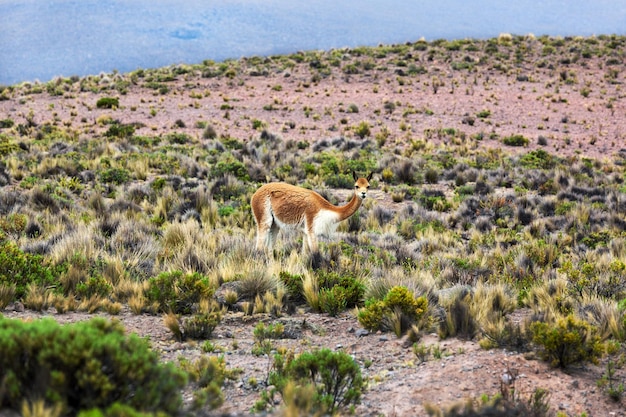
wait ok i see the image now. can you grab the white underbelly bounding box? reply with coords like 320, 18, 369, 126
313, 209, 340, 236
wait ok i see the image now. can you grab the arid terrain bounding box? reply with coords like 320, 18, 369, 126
3, 305, 625, 417
1, 35, 626, 416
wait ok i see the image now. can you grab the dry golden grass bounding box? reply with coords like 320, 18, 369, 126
49, 224, 101, 266
23, 284, 53, 311
21, 399, 63, 417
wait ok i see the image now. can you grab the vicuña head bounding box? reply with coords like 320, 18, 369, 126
251, 171, 373, 254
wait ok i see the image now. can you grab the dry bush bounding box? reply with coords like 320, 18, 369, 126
234, 268, 280, 301
0, 284, 16, 309
579, 295, 626, 341
48, 224, 103, 266
23, 284, 54, 311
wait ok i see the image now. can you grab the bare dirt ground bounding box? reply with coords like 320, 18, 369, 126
2, 39, 626, 416
1, 40, 625, 162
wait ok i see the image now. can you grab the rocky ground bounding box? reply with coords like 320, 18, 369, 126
2, 305, 625, 417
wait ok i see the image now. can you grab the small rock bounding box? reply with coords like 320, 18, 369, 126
7, 302, 24, 312
355, 329, 369, 337
379, 335, 389, 342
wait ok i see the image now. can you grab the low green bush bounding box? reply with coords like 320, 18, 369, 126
104, 122, 136, 138
99, 168, 131, 185
0, 317, 186, 415
318, 286, 348, 317
75, 275, 112, 299
145, 271, 214, 314
358, 286, 429, 337
502, 134, 529, 146
519, 149, 557, 169
279, 271, 305, 303
209, 155, 250, 181
0, 238, 59, 300
354, 121, 371, 138
78, 403, 165, 417
530, 314, 605, 368
270, 348, 363, 414
324, 173, 354, 188
0, 133, 19, 156
96, 97, 119, 109
181, 311, 222, 340
317, 270, 365, 310
165, 133, 192, 144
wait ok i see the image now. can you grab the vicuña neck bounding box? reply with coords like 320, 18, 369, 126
332, 194, 362, 222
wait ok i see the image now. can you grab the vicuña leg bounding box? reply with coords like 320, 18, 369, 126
303, 228, 318, 254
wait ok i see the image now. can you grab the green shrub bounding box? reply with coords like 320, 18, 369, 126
270, 348, 363, 414
181, 311, 222, 340
358, 286, 429, 337
316, 270, 365, 309
178, 355, 238, 410
502, 134, 529, 146
254, 322, 285, 340
530, 314, 605, 368
145, 271, 214, 314
279, 271, 305, 303
0, 213, 27, 236
0, 238, 58, 300
220, 136, 243, 150
519, 149, 557, 169
358, 299, 386, 331
0, 133, 19, 156
96, 97, 119, 109
78, 403, 166, 417
0, 317, 186, 415
75, 275, 112, 299
210, 155, 250, 181
251, 322, 284, 356
354, 121, 371, 138
476, 109, 491, 119
104, 122, 136, 138
165, 133, 192, 144
324, 173, 354, 188
100, 168, 131, 185
318, 286, 348, 317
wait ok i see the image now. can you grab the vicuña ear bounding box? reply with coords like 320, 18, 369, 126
367, 172, 373, 181
353, 171, 358, 181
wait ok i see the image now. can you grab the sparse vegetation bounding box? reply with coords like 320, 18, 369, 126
0, 35, 625, 416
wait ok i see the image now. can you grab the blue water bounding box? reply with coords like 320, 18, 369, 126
1, 0, 625, 85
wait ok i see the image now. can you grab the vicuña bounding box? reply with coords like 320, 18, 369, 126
251, 172, 373, 254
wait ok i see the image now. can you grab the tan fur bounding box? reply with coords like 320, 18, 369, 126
251, 172, 372, 254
